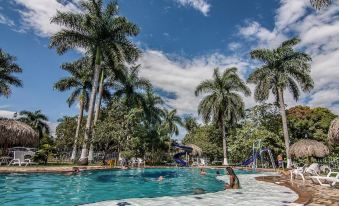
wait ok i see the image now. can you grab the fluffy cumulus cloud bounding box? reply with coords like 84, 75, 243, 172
237, 0, 339, 113
175, 0, 210, 16
138, 50, 254, 116
11, 0, 80, 37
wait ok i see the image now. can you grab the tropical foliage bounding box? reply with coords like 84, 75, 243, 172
195, 67, 251, 165
50, 0, 140, 164
287, 106, 336, 142
248, 37, 313, 168
18, 110, 50, 146
0, 49, 23, 98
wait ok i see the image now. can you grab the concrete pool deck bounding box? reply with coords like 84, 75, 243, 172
84, 173, 299, 206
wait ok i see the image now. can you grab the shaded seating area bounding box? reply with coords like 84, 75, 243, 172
0, 119, 39, 166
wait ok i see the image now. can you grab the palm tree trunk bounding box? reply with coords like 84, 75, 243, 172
277, 88, 292, 169
221, 116, 228, 165
71, 98, 84, 161
79, 47, 102, 165
88, 70, 105, 163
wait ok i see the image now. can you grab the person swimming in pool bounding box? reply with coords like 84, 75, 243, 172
157, 176, 164, 181
224, 167, 240, 189
200, 168, 206, 175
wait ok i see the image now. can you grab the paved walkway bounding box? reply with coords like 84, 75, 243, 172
85, 173, 298, 206
289, 176, 338, 206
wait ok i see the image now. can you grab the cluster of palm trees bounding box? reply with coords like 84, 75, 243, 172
0, 0, 326, 167
50, 0, 185, 164
196, 38, 313, 168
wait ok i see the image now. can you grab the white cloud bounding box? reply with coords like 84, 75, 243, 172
138, 50, 252, 116
0, 110, 16, 119
12, 0, 80, 37
175, 0, 210, 16
228, 42, 242, 51
0, 13, 15, 27
237, 0, 339, 114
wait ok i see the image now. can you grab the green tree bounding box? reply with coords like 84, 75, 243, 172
142, 88, 164, 125
55, 116, 84, 151
113, 65, 151, 108
50, 0, 139, 164
54, 57, 92, 161
19, 110, 50, 147
287, 106, 336, 142
228, 104, 285, 163
183, 115, 199, 132
195, 67, 251, 165
248, 37, 314, 168
0, 49, 23, 98
183, 124, 223, 160
162, 109, 183, 137
94, 99, 142, 163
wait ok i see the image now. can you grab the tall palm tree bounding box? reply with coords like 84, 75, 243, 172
183, 116, 198, 132
18, 110, 50, 147
87, 60, 116, 162
248, 37, 314, 168
113, 65, 151, 108
195, 68, 251, 165
0, 49, 23, 98
54, 57, 92, 161
142, 88, 164, 125
50, 0, 140, 164
310, 0, 332, 9
162, 109, 183, 137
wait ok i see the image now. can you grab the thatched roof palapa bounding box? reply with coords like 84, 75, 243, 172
0, 119, 38, 147
328, 117, 339, 145
187, 144, 202, 156
289, 139, 329, 158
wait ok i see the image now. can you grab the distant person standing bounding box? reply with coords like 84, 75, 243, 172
277, 154, 284, 169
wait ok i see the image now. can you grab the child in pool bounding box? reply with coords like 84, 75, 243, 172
158, 176, 164, 181
224, 167, 240, 189
200, 168, 206, 175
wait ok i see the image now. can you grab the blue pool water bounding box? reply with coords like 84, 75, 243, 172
0, 168, 254, 206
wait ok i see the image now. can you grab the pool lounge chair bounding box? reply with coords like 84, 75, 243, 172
8, 151, 26, 166
310, 171, 339, 187
8, 151, 37, 166
290, 166, 306, 182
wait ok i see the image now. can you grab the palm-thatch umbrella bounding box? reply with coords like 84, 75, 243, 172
289, 139, 329, 160
0, 119, 38, 148
187, 144, 202, 157
328, 117, 339, 145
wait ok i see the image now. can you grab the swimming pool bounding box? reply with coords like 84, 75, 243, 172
0, 168, 254, 206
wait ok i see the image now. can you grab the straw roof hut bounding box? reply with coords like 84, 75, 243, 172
328, 117, 339, 145
289, 139, 329, 158
0, 119, 38, 148
187, 144, 202, 156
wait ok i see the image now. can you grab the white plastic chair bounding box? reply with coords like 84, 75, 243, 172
290, 166, 306, 182
8, 151, 26, 166
310, 171, 339, 187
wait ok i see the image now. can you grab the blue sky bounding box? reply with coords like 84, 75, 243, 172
1, 0, 339, 138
